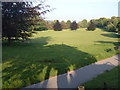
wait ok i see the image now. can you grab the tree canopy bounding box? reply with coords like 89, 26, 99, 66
53, 20, 62, 31
66, 20, 71, 29
87, 20, 96, 31
78, 19, 88, 28
2, 2, 50, 44
61, 21, 67, 29
70, 21, 78, 30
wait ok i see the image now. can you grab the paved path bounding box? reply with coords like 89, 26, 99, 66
24, 54, 120, 89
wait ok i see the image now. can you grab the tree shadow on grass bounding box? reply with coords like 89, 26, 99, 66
25, 59, 119, 89
2, 36, 52, 47
94, 41, 119, 44
96, 33, 120, 47
101, 33, 119, 38
2, 36, 97, 88
94, 41, 120, 46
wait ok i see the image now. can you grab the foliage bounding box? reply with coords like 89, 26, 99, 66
70, 21, 78, 30
87, 20, 96, 31
117, 22, 120, 33
98, 18, 109, 28
45, 16, 119, 32
61, 21, 68, 29
53, 20, 62, 31
45, 21, 54, 30
105, 23, 116, 32
90, 16, 119, 32
111, 16, 118, 27
78, 19, 88, 28
34, 18, 48, 31
66, 20, 72, 29
2, 2, 50, 44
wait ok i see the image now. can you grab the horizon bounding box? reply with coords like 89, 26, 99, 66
44, 16, 118, 23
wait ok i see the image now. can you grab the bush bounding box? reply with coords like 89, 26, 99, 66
87, 21, 96, 31
78, 19, 88, 28
53, 20, 62, 31
34, 27, 48, 31
70, 21, 78, 30
106, 23, 116, 32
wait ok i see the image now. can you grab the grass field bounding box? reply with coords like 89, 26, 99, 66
83, 65, 120, 89
2, 28, 120, 88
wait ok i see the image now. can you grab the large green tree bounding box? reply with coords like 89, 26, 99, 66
61, 21, 67, 29
111, 16, 118, 27
34, 18, 48, 31
87, 20, 96, 31
66, 20, 71, 29
105, 23, 116, 32
78, 19, 88, 28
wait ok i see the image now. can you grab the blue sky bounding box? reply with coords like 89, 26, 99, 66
40, 0, 119, 22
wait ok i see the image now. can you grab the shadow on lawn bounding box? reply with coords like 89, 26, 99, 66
95, 33, 120, 46
3, 36, 97, 88
101, 33, 119, 38
94, 41, 120, 45
25, 59, 119, 89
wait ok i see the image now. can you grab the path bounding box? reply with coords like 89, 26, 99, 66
23, 54, 120, 89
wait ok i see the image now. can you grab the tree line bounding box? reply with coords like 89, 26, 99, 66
35, 16, 120, 32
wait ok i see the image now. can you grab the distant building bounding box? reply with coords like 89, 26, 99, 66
118, 1, 120, 17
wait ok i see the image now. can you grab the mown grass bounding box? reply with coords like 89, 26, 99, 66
83, 65, 120, 89
2, 28, 120, 88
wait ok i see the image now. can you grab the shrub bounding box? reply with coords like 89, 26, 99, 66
53, 20, 62, 31
34, 27, 48, 31
78, 19, 88, 28
70, 21, 78, 30
87, 20, 96, 31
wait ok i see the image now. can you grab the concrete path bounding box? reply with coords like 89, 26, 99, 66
24, 54, 120, 89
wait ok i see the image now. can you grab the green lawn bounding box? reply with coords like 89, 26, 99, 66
82, 65, 120, 89
2, 28, 120, 88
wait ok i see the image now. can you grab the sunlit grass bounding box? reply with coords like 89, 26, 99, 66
83, 66, 119, 89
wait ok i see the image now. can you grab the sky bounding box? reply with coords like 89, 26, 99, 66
36, 0, 119, 22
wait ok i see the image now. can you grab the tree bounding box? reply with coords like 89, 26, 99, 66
106, 23, 116, 32
53, 20, 62, 31
2, 2, 50, 44
110, 16, 118, 27
34, 18, 48, 31
78, 19, 88, 28
96, 18, 109, 28
66, 20, 71, 29
87, 20, 96, 31
45, 21, 54, 30
117, 22, 120, 33
70, 21, 78, 30
61, 21, 67, 29
90, 19, 99, 27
